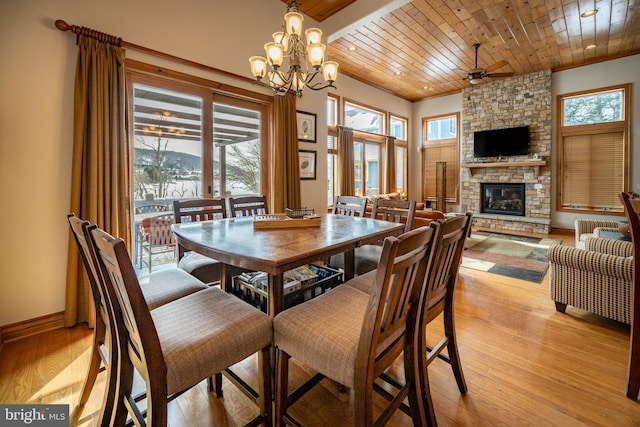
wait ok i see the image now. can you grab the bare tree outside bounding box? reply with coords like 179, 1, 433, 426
225, 140, 261, 193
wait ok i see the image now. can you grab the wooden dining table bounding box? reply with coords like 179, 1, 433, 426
172, 213, 405, 317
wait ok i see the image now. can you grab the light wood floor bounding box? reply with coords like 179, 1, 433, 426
1, 229, 639, 426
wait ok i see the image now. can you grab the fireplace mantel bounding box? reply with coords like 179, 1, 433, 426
461, 159, 546, 175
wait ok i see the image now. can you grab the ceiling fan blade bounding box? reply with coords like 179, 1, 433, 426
484, 60, 508, 73
484, 72, 515, 78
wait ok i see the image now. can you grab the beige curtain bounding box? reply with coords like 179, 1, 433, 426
273, 95, 301, 212
337, 126, 355, 196
65, 35, 131, 327
385, 136, 396, 193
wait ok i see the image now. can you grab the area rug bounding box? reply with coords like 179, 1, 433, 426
461, 231, 561, 283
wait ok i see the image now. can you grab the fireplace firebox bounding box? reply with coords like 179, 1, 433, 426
481, 183, 525, 216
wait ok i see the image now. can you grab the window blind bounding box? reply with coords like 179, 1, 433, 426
561, 131, 624, 211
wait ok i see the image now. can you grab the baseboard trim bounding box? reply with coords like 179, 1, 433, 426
0, 312, 65, 345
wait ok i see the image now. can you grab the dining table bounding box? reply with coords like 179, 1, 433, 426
171, 213, 405, 317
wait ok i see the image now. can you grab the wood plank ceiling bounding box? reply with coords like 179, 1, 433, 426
295, 0, 640, 102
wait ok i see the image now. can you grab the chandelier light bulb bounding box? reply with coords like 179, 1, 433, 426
307, 43, 326, 68
322, 61, 339, 82
249, 56, 267, 79
264, 42, 284, 68
305, 28, 322, 46
284, 11, 303, 36
272, 32, 289, 51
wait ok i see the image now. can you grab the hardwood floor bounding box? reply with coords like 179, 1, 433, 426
1, 229, 638, 426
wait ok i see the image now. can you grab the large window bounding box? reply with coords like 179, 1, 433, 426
128, 65, 270, 210
422, 113, 460, 205
557, 84, 630, 214
327, 98, 408, 201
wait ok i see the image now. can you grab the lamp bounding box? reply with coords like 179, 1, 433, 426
248, 0, 338, 97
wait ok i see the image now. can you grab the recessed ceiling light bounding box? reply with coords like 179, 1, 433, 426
394, 71, 402, 76
581, 9, 598, 18
584, 44, 597, 50
347, 46, 357, 52
422, 86, 433, 91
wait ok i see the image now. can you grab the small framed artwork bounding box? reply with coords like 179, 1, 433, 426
296, 110, 316, 143
298, 150, 317, 180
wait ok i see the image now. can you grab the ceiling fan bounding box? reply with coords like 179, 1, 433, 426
450, 43, 514, 85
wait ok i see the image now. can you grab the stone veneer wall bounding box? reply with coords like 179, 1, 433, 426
461, 70, 552, 234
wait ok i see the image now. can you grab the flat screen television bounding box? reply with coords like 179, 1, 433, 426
473, 125, 530, 158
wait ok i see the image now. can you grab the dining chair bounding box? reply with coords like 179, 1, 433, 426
89, 225, 273, 426
414, 212, 473, 425
620, 191, 640, 399
139, 212, 176, 272
67, 213, 208, 425
329, 198, 417, 276
228, 195, 268, 217
173, 198, 227, 284
331, 195, 367, 217
67, 214, 117, 426
273, 225, 439, 426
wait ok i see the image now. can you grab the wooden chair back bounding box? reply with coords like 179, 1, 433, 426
173, 198, 226, 261
173, 198, 227, 223
89, 226, 164, 426
229, 195, 268, 217
331, 195, 367, 217
415, 212, 473, 424
372, 198, 417, 232
355, 224, 439, 424
620, 191, 640, 399
67, 214, 117, 425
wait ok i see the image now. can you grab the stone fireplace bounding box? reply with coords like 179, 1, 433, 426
459, 70, 553, 234
481, 183, 525, 216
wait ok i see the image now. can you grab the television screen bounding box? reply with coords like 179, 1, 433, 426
473, 126, 530, 158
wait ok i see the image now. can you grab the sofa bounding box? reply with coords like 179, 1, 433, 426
548, 237, 633, 324
363, 192, 445, 229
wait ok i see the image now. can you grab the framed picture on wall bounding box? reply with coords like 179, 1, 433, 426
296, 110, 316, 143
299, 149, 317, 180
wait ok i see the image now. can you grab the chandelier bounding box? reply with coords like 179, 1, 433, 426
248, 0, 338, 97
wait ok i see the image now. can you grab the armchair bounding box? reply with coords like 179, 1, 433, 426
574, 218, 626, 249
549, 237, 633, 324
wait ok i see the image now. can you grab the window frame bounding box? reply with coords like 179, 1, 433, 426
389, 114, 409, 194
126, 60, 272, 204
556, 83, 631, 215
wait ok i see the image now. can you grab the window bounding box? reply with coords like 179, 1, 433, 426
422, 113, 460, 205
344, 101, 385, 197
557, 84, 630, 214
327, 95, 339, 205
127, 63, 270, 237
344, 101, 383, 134
327, 98, 407, 200
390, 115, 408, 194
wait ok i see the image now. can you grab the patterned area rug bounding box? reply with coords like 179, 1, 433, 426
462, 231, 561, 283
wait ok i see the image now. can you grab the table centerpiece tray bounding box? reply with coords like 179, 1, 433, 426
253, 213, 321, 229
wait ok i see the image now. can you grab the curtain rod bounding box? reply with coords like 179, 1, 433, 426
55, 19, 253, 84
